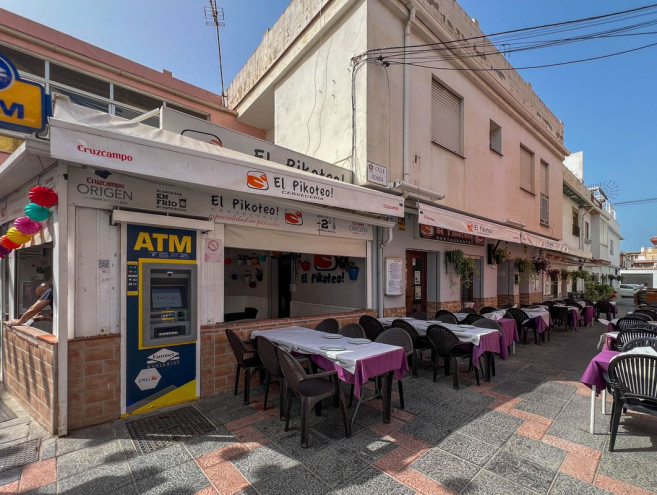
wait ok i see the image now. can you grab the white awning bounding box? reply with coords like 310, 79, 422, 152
418, 203, 570, 253
48, 101, 405, 218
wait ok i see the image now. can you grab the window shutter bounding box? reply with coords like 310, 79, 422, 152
540, 161, 549, 195
540, 194, 549, 225
432, 80, 462, 155
520, 146, 534, 192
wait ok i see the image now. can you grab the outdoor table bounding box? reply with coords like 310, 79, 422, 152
582, 305, 595, 326
553, 304, 581, 329
580, 349, 619, 433
523, 308, 552, 335
598, 331, 619, 350
498, 318, 520, 355
251, 326, 408, 425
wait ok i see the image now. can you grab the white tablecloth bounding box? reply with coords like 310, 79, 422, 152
251, 326, 400, 374
598, 331, 619, 349
483, 310, 507, 321
524, 309, 551, 326
377, 318, 495, 346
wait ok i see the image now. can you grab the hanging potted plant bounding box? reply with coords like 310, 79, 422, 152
514, 257, 532, 273
445, 249, 477, 288
548, 269, 560, 279
344, 259, 359, 281
494, 247, 511, 264
531, 255, 550, 274
299, 259, 311, 272
560, 268, 570, 281
255, 267, 264, 282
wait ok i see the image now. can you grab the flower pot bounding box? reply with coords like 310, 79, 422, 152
347, 267, 359, 281
259, 255, 267, 262
249, 281, 257, 288
300, 261, 311, 272
256, 273, 263, 282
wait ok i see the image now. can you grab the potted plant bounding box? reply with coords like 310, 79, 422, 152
299, 259, 311, 272
548, 269, 560, 279
560, 268, 570, 281
514, 257, 532, 273
340, 258, 359, 280
532, 255, 550, 274
494, 247, 511, 264
445, 249, 477, 288
255, 267, 263, 282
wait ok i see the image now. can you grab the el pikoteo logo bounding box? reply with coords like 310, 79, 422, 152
247, 171, 269, 190
285, 210, 303, 225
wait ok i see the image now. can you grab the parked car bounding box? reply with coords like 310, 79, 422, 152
619, 284, 641, 297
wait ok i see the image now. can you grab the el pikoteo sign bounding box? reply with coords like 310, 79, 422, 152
0, 53, 49, 133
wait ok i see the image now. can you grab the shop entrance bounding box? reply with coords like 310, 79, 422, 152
406, 251, 427, 315
277, 255, 292, 318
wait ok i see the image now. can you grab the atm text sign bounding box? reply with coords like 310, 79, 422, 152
134, 232, 192, 254
0, 53, 48, 133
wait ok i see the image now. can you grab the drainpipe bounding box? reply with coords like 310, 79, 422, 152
403, 3, 416, 182
378, 226, 394, 317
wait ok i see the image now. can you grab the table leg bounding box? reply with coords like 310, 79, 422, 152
381, 371, 393, 424
512, 341, 516, 355
590, 385, 596, 434
601, 388, 606, 415
483, 352, 491, 382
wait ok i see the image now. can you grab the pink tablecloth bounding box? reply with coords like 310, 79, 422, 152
534, 315, 552, 334
312, 348, 409, 399
499, 318, 519, 348
580, 349, 619, 393
583, 306, 595, 325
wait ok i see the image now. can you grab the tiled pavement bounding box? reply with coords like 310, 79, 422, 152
1, 308, 657, 493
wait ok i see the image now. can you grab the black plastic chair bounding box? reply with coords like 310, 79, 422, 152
392, 319, 431, 377
409, 311, 428, 320
458, 307, 477, 314
338, 323, 366, 338
315, 318, 339, 333
426, 324, 479, 389
358, 315, 386, 341
278, 347, 350, 448
226, 328, 263, 405
595, 300, 615, 320
608, 353, 657, 451
434, 313, 458, 324
375, 328, 414, 409
435, 309, 456, 319
498, 304, 514, 309
480, 306, 497, 315
541, 300, 555, 307
256, 336, 287, 418
549, 305, 572, 332
621, 337, 657, 352
583, 299, 595, 307
616, 316, 652, 330
463, 313, 485, 324
633, 308, 657, 320
505, 308, 539, 344
627, 312, 651, 322
614, 328, 657, 351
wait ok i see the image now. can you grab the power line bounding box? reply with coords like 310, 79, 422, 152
615, 197, 657, 206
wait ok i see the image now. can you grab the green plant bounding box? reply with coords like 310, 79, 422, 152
494, 247, 511, 264
532, 256, 550, 274
548, 269, 560, 279
445, 249, 477, 288
337, 257, 356, 270
514, 257, 532, 273
560, 268, 570, 281
584, 282, 614, 302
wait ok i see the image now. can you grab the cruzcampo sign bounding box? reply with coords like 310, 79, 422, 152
0, 53, 49, 133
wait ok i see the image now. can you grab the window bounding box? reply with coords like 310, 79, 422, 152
0, 44, 44, 77
540, 160, 549, 225
489, 120, 502, 154
585, 221, 591, 241
431, 79, 463, 155
167, 103, 209, 121
601, 222, 609, 246
610, 239, 615, 255
114, 85, 162, 112
572, 208, 580, 236
519, 145, 534, 193
50, 63, 109, 97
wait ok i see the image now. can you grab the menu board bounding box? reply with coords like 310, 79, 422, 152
385, 257, 404, 296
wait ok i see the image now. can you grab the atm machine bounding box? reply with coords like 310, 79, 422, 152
124, 224, 199, 415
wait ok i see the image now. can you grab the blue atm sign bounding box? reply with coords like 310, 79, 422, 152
0, 53, 49, 133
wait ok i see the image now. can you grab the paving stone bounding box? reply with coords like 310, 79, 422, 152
490, 379, 538, 398
549, 473, 613, 495
485, 450, 557, 494
457, 419, 516, 448
127, 442, 192, 482
57, 461, 134, 495
533, 381, 578, 400
411, 448, 479, 492
183, 426, 237, 458
331, 429, 397, 463
56, 422, 118, 456
310, 415, 360, 440
514, 399, 564, 420
21, 482, 58, 495
135, 460, 210, 494
398, 418, 450, 446
598, 452, 657, 493
503, 435, 566, 471
333, 465, 414, 495
57, 439, 126, 480
475, 410, 524, 430
251, 463, 330, 495
437, 431, 498, 466
0, 466, 21, 485
462, 469, 536, 495
273, 430, 332, 460
302, 446, 371, 488
231, 445, 299, 483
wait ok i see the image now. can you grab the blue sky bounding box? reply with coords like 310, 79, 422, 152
1, 0, 655, 251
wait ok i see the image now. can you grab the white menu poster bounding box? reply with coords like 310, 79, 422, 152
385, 257, 404, 296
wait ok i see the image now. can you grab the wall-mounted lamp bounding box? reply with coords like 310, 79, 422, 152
504, 217, 526, 228
389, 180, 445, 201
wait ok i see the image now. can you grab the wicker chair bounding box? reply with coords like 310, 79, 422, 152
614, 328, 657, 351
616, 316, 653, 330
358, 315, 386, 341
633, 308, 657, 320
375, 328, 414, 409
621, 337, 657, 352
392, 319, 432, 377
472, 318, 503, 376
595, 300, 615, 320
608, 353, 657, 451
226, 329, 263, 405
338, 323, 366, 339
434, 313, 458, 324
479, 306, 497, 315
315, 318, 339, 334
409, 311, 428, 320
278, 348, 349, 448
426, 324, 479, 389
463, 313, 485, 324
458, 307, 477, 314
505, 308, 539, 344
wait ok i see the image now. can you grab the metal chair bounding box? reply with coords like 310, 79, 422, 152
315, 318, 339, 334
409, 311, 428, 320
226, 328, 263, 405
392, 319, 432, 377
338, 323, 366, 338
426, 324, 479, 389
278, 347, 350, 448
358, 315, 386, 341
608, 353, 657, 451
375, 328, 414, 409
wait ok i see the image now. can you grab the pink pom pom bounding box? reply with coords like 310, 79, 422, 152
14, 216, 42, 235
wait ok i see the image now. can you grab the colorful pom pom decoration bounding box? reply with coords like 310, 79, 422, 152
28, 186, 58, 208
14, 216, 42, 235
6, 227, 32, 245
25, 203, 50, 221
0, 236, 20, 250
0, 245, 11, 256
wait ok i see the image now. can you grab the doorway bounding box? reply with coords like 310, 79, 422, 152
277, 256, 292, 318
406, 251, 427, 315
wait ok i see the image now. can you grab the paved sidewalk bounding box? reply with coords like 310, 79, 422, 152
1, 311, 656, 494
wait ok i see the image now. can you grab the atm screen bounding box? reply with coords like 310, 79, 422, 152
152, 287, 184, 309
